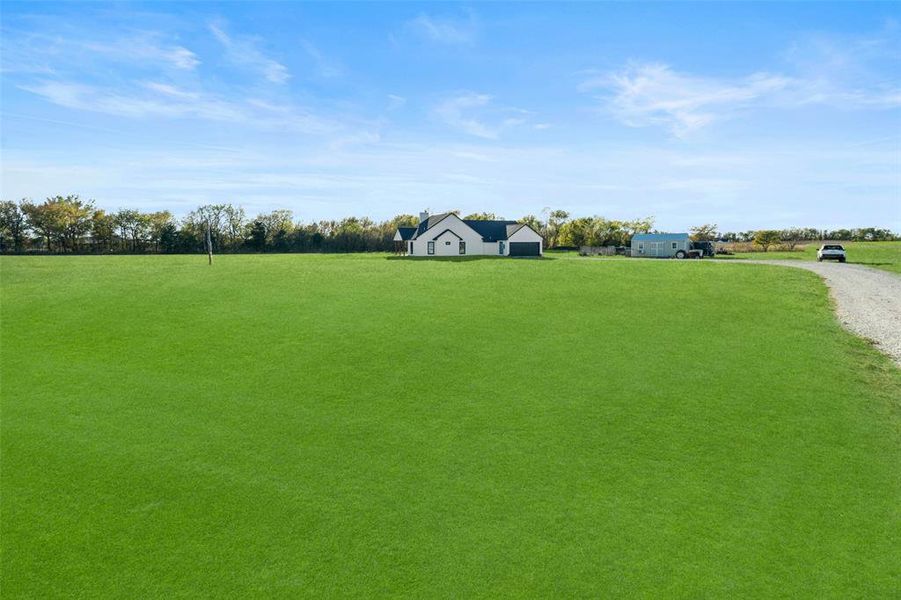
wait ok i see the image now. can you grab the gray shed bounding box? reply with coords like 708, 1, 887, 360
631, 233, 692, 258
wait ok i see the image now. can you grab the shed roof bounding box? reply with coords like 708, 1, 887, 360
632, 232, 690, 241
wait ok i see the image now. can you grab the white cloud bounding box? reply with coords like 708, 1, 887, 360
387, 94, 407, 110
141, 81, 200, 100
19, 80, 344, 134
585, 28, 901, 138
433, 93, 497, 138
582, 62, 793, 137
163, 46, 200, 70
209, 21, 290, 84
1, 29, 199, 73
433, 93, 533, 139
21, 80, 242, 120
300, 40, 342, 78
82, 35, 200, 70
406, 13, 476, 45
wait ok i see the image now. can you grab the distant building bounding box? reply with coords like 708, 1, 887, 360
631, 233, 692, 258
394, 212, 543, 257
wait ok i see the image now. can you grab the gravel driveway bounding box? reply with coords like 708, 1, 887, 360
739, 260, 901, 366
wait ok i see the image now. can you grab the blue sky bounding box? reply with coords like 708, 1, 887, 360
2, 1, 899, 230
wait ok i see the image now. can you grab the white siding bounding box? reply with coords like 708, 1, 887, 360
407, 217, 543, 256
410, 214, 483, 256
508, 226, 543, 255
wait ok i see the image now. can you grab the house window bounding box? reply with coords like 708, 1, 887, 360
445, 241, 451, 245
408, 241, 413, 254
459, 241, 466, 255
672, 242, 678, 250
499, 241, 505, 255
427, 241, 435, 255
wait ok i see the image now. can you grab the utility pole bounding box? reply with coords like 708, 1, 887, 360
206, 220, 213, 265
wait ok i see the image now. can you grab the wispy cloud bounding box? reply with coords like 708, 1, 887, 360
19, 80, 343, 134
433, 93, 533, 139
300, 40, 342, 78
406, 12, 477, 45
387, 94, 407, 110
584, 27, 901, 138
0, 28, 199, 74
141, 81, 200, 100
209, 21, 290, 84
434, 93, 497, 138
21, 80, 242, 120
85, 37, 200, 70
581, 63, 793, 137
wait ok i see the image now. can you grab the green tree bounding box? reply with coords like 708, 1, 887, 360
22, 195, 94, 252
0, 200, 28, 252
463, 212, 501, 220
546, 210, 570, 248
690, 224, 718, 241
114, 209, 151, 252
158, 223, 180, 253
91, 210, 116, 252
248, 221, 267, 252
254, 209, 294, 248
147, 211, 174, 252
754, 230, 781, 252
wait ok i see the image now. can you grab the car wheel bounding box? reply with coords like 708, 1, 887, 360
675, 250, 686, 259
839, 258, 846, 263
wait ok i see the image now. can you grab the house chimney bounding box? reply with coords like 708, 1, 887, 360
419, 211, 429, 224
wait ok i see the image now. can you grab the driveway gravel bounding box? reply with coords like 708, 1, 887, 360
739, 260, 901, 366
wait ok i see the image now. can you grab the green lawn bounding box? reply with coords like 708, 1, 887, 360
2, 254, 899, 597
716, 241, 901, 274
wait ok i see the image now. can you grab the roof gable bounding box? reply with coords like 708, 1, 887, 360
432, 228, 463, 240
396, 227, 416, 241
403, 214, 540, 242
412, 213, 453, 239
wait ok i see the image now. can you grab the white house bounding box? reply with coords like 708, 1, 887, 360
394, 212, 543, 257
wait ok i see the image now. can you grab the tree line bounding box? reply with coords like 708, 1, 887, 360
687, 223, 898, 252
1, 197, 895, 255
714, 227, 897, 244
0, 198, 654, 254
0, 197, 410, 254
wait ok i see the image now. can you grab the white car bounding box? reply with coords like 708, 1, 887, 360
817, 244, 846, 262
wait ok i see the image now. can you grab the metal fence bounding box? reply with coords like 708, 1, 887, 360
579, 246, 620, 256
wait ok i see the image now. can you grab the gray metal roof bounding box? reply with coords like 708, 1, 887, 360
406, 214, 533, 242
632, 233, 690, 241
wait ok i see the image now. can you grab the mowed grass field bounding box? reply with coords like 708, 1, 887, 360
2, 254, 899, 597
718, 241, 901, 273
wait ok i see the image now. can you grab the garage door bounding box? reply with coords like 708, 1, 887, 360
509, 242, 540, 256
